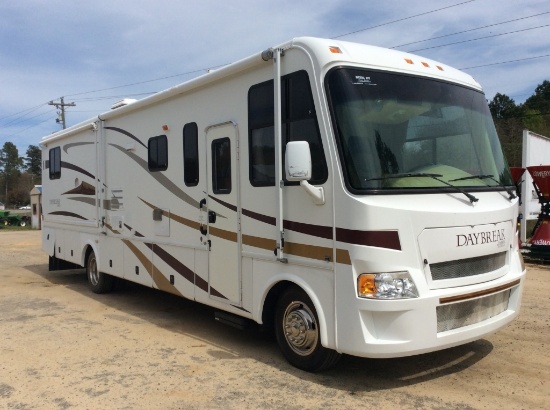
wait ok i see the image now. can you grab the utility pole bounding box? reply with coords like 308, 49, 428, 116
48, 97, 76, 129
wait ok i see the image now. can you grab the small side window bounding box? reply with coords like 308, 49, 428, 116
49, 147, 61, 179
211, 138, 231, 194
148, 135, 168, 171
183, 122, 199, 186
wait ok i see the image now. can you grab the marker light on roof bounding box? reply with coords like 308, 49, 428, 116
404, 58, 444, 71
329, 46, 342, 54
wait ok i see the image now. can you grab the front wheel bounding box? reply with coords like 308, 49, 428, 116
86, 250, 114, 294
275, 287, 341, 372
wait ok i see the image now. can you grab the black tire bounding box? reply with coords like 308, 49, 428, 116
86, 250, 114, 294
275, 287, 341, 372
19, 220, 26, 227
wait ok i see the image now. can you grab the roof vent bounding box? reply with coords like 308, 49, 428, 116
111, 98, 137, 110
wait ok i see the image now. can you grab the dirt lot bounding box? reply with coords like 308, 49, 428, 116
0, 230, 548, 409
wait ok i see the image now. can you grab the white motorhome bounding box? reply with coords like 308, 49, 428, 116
41, 37, 525, 371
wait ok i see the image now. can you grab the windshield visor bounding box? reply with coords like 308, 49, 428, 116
326, 68, 512, 192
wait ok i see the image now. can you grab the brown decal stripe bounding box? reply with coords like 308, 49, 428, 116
216, 200, 398, 251
243, 208, 275, 226
111, 144, 200, 209
104, 223, 121, 235
104, 126, 147, 149
336, 228, 401, 251
242, 235, 276, 251
67, 197, 97, 206
122, 240, 183, 297
143, 199, 352, 265
439, 279, 521, 304
145, 243, 226, 299
241, 234, 351, 265
121, 240, 151, 273
211, 196, 333, 239
209, 226, 238, 243
209, 195, 237, 213
63, 141, 94, 154
139, 197, 201, 230
336, 249, 351, 265
63, 181, 96, 196
48, 211, 88, 220
61, 161, 95, 180
284, 220, 332, 240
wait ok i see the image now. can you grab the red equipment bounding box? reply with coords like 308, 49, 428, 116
525, 166, 550, 260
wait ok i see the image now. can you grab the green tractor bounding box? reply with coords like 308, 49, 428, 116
0, 210, 30, 227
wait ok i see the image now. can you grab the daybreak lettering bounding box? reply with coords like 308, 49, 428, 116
457, 229, 506, 247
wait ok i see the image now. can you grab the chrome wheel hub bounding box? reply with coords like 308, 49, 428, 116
88, 257, 99, 286
283, 301, 318, 356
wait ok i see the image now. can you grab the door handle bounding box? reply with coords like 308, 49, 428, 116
208, 211, 216, 224
199, 198, 206, 209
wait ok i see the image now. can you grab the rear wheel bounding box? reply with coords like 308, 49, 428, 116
275, 287, 341, 372
86, 250, 114, 294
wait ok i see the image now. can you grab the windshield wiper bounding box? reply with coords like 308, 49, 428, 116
366, 172, 479, 204
449, 174, 516, 200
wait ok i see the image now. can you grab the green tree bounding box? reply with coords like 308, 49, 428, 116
0, 142, 23, 205
489, 93, 520, 119
524, 80, 550, 114
522, 80, 550, 136
24, 144, 42, 185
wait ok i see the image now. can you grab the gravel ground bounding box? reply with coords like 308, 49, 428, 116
0, 230, 548, 409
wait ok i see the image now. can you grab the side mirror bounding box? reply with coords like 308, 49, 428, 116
285, 141, 311, 181
284, 141, 325, 205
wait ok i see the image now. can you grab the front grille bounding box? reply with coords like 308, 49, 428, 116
437, 290, 510, 333
430, 252, 506, 281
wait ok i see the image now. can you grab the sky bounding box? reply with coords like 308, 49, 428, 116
1, 0, 548, 156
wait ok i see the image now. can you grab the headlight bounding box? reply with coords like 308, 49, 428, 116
357, 271, 419, 299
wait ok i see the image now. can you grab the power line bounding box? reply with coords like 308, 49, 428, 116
408, 24, 550, 52
0, 103, 49, 125
63, 65, 228, 98
1, 108, 56, 129
392, 11, 550, 49
460, 54, 550, 70
0, 115, 55, 144
331, 0, 477, 39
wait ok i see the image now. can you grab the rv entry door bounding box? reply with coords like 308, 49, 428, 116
205, 121, 241, 305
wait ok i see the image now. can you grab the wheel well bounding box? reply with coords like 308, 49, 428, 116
261, 280, 296, 331
83, 245, 94, 268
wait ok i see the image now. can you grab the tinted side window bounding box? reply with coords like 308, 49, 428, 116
248, 70, 327, 186
183, 122, 199, 186
148, 135, 168, 171
49, 147, 61, 179
212, 138, 231, 194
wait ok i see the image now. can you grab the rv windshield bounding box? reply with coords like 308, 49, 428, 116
326, 68, 512, 193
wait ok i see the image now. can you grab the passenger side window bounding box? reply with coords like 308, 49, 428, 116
148, 135, 168, 171
183, 122, 199, 186
49, 147, 61, 180
248, 70, 327, 187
